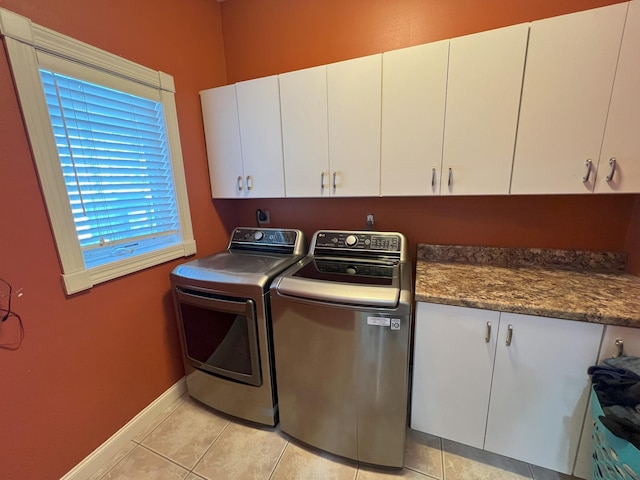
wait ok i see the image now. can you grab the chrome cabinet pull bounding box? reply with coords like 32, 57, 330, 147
237, 176, 243, 191
506, 324, 513, 347
332, 171, 337, 189
615, 338, 624, 357
447, 167, 452, 187
431, 166, 437, 187
321, 172, 326, 190
246, 175, 253, 191
606, 157, 617, 182
485, 321, 492, 343
582, 159, 592, 182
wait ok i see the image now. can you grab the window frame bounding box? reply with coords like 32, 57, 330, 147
0, 8, 196, 294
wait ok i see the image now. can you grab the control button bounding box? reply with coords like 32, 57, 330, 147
346, 266, 357, 275
254, 231, 264, 241
345, 235, 358, 247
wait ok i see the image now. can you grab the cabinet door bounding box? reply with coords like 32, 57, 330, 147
236, 75, 285, 198
511, 4, 628, 194
327, 54, 382, 197
573, 324, 640, 479
442, 24, 528, 195
380, 41, 448, 196
595, 0, 640, 194
279, 65, 330, 198
484, 313, 603, 474
200, 85, 245, 198
411, 302, 499, 449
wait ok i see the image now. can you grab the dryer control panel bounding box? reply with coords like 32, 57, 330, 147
229, 228, 306, 255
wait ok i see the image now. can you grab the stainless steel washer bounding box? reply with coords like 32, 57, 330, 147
170, 227, 305, 426
270, 230, 412, 467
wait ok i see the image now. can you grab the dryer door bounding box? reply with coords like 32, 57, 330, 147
174, 287, 262, 387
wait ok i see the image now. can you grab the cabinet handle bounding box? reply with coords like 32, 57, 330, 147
237, 176, 243, 191
332, 171, 337, 189
431, 167, 437, 187
581, 159, 592, 182
246, 175, 253, 191
447, 167, 452, 187
485, 321, 491, 343
606, 157, 617, 182
321, 172, 326, 190
505, 324, 513, 347
615, 338, 624, 357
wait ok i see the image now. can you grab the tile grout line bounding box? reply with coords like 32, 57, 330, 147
94, 442, 137, 480
137, 443, 194, 472
187, 420, 232, 477
132, 396, 187, 446
267, 438, 291, 480
440, 436, 446, 480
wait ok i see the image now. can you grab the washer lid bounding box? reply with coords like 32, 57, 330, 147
171, 251, 301, 289
275, 257, 402, 308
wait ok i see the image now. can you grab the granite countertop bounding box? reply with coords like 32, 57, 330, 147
415, 245, 640, 327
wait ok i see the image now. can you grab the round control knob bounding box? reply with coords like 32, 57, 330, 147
254, 231, 264, 241
346, 266, 357, 275
345, 235, 358, 247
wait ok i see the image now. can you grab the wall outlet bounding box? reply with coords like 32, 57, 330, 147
257, 209, 270, 225
366, 213, 374, 230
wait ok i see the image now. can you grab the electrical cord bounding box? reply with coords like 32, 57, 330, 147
0, 277, 24, 350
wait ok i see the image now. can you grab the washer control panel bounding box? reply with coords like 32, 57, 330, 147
313, 231, 402, 253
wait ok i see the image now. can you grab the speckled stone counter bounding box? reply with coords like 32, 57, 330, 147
415, 245, 640, 327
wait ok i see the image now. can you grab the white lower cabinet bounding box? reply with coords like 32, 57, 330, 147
411, 303, 499, 449
412, 302, 604, 475
573, 325, 640, 479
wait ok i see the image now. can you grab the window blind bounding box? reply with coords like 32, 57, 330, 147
39, 69, 181, 269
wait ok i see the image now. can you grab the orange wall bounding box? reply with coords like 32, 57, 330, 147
220, 0, 627, 82
218, 0, 640, 274
0, 1, 228, 478
625, 197, 640, 274
214, 195, 637, 266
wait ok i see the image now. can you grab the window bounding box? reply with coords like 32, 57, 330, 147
0, 8, 196, 294
40, 70, 182, 269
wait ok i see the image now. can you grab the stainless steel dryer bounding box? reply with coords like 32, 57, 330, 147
270, 230, 412, 467
170, 227, 305, 426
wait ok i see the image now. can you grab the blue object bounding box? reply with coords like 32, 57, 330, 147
591, 387, 640, 480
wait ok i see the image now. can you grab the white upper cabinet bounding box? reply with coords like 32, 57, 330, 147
327, 54, 382, 197
442, 24, 528, 195
200, 85, 245, 198
511, 3, 628, 194
380, 40, 449, 196
279, 65, 330, 198
235, 75, 286, 198
595, 0, 640, 193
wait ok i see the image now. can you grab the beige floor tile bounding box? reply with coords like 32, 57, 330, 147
270, 441, 358, 480
141, 397, 229, 469
442, 439, 533, 480
101, 445, 188, 480
132, 393, 187, 443
356, 465, 433, 479
194, 421, 288, 479
87, 441, 136, 480
530, 464, 581, 480
403, 429, 443, 479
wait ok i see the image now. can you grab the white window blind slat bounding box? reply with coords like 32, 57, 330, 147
39, 68, 181, 267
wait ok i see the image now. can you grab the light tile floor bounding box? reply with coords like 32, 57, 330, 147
89, 394, 582, 480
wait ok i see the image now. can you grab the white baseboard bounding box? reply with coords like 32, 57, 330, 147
60, 377, 187, 480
